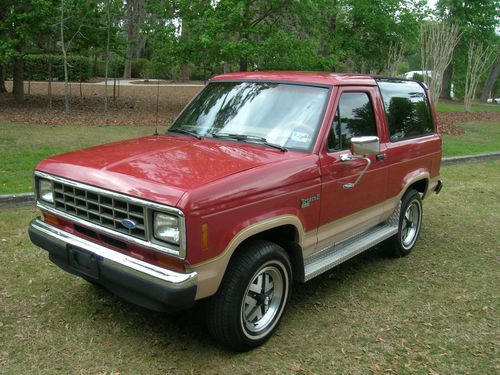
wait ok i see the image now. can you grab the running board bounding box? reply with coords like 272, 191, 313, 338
304, 203, 400, 282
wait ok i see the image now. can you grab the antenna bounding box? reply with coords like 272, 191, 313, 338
154, 77, 160, 136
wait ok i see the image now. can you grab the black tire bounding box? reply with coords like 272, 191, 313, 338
206, 239, 292, 351
384, 189, 423, 258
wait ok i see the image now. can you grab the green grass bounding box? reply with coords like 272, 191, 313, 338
0, 160, 499, 374
436, 101, 500, 113
442, 121, 500, 157
0, 124, 151, 194
1, 120, 499, 195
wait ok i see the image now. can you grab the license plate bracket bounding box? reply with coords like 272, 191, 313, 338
68, 246, 99, 280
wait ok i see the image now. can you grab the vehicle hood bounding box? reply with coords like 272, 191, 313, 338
36, 134, 289, 206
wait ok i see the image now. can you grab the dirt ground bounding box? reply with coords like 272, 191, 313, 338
1, 81, 498, 133
0, 81, 202, 127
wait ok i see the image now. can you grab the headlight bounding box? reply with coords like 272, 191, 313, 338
39, 179, 54, 203
153, 212, 180, 245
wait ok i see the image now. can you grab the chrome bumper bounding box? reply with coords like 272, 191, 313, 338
29, 218, 197, 311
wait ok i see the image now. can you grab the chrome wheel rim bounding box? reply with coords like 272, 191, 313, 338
241, 263, 286, 338
401, 200, 422, 249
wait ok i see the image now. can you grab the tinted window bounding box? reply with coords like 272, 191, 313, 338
172, 82, 329, 151
328, 92, 377, 151
377, 79, 433, 142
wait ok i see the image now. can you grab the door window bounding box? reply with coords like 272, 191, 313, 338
327, 92, 377, 151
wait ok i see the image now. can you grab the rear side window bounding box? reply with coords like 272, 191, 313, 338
376, 79, 433, 142
327, 92, 377, 151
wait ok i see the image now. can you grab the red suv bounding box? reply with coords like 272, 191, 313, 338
29, 72, 442, 350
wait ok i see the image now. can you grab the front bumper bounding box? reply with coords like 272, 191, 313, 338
29, 218, 197, 312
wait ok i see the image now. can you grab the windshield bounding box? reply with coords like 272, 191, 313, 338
170, 82, 330, 151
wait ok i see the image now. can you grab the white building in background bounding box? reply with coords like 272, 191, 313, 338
401, 70, 432, 79
402, 70, 455, 98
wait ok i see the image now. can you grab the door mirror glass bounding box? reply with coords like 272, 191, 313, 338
351, 136, 380, 156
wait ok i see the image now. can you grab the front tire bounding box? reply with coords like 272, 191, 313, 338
385, 189, 423, 257
206, 239, 292, 351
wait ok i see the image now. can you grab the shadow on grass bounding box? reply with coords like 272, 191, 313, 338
64, 243, 394, 353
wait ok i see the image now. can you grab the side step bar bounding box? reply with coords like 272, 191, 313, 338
304, 203, 400, 282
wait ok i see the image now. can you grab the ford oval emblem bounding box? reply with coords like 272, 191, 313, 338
121, 218, 137, 230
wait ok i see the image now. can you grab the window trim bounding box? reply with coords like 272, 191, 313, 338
375, 78, 435, 143
326, 90, 379, 153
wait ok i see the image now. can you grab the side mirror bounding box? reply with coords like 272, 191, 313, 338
351, 136, 380, 156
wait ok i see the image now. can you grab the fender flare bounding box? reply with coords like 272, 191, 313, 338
188, 215, 305, 299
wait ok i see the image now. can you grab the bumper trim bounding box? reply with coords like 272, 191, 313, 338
435, 180, 443, 194
29, 218, 197, 311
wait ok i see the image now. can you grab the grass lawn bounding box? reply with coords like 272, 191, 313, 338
0, 124, 152, 194
443, 121, 500, 157
436, 101, 500, 113
0, 160, 499, 374
1, 120, 500, 194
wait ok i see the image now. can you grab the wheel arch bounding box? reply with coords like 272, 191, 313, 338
400, 170, 430, 200
189, 215, 306, 299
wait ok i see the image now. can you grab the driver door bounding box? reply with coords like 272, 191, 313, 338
317, 86, 389, 249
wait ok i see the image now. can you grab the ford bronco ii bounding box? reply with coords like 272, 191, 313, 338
29, 72, 442, 350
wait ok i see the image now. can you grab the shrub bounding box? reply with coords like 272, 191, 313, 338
22, 55, 93, 81
131, 58, 149, 78
94, 58, 125, 78
412, 73, 425, 82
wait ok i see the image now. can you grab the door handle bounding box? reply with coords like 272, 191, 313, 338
376, 153, 386, 161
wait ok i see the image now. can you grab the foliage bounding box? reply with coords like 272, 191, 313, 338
0, 0, 498, 99
95, 58, 125, 78
420, 22, 461, 104
435, 0, 499, 99
143, 0, 426, 77
13, 55, 93, 81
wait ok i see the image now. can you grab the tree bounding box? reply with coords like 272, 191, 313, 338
420, 22, 461, 103
0, 0, 57, 102
385, 42, 405, 77
436, 0, 499, 100
104, 0, 112, 111
123, 0, 146, 78
0, 65, 6, 92
480, 53, 500, 102
464, 41, 494, 112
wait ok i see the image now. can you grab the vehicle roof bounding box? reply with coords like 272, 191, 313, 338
209, 71, 378, 86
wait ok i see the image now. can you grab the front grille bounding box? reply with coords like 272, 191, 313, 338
53, 181, 146, 240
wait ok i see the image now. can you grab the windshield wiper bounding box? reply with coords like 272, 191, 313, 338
213, 133, 287, 152
168, 128, 202, 140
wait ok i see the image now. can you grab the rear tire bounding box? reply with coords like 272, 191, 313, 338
384, 189, 423, 257
206, 239, 292, 351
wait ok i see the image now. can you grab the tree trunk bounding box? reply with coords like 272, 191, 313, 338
180, 64, 190, 81
0, 65, 6, 93
123, 0, 145, 79
48, 57, 53, 109
223, 61, 230, 74
61, 0, 70, 113
239, 58, 247, 72
123, 57, 132, 79
440, 63, 453, 100
13, 57, 24, 102
93, 55, 98, 77
480, 55, 500, 101
104, 0, 111, 112
179, 15, 190, 82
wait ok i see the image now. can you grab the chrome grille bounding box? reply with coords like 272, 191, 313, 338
53, 181, 146, 240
